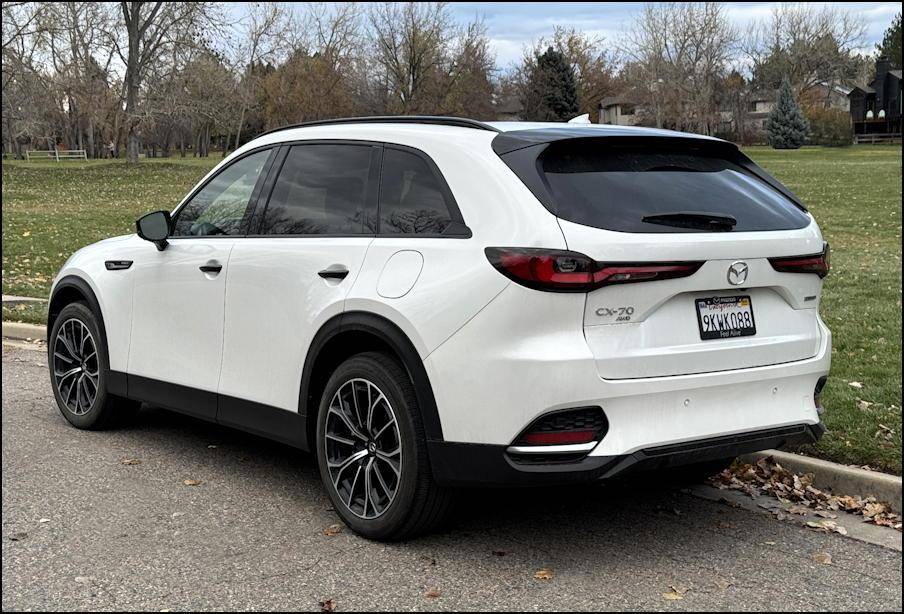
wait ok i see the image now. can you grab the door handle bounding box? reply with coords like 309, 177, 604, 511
199, 264, 223, 274
318, 267, 349, 280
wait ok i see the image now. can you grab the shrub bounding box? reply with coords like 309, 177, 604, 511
766, 77, 809, 149
807, 107, 854, 147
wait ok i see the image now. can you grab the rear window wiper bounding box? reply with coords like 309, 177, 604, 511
642, 211, 737, 232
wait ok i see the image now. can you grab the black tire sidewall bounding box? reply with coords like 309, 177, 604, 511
315, 353, 424, 540
49, 302, 110, 429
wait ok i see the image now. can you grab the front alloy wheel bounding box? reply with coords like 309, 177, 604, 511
52, 317, 100, 415
325, 378, 402, 519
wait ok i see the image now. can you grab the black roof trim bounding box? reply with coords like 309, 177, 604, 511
491, 127, 732, 156
259, 116, 500, 137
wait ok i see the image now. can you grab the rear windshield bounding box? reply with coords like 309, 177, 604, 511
537, 142, 810, 233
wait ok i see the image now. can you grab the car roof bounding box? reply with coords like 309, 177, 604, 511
240, 116, 726, 159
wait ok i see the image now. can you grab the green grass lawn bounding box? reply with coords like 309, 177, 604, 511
2, 147, 902, 473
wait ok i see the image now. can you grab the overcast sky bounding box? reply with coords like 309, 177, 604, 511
271, 2, 900, 70
442, 2, 900, 68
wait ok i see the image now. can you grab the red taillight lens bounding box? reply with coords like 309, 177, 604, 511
769, 243, 830, 278
485, 247, 703, 292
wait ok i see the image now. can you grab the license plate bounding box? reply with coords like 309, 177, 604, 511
695, 295, 756, 340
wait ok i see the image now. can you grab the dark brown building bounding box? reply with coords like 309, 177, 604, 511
848, 57, 902, 138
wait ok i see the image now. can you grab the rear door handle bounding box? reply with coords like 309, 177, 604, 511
318, 267, 349, 280
199, 264, 223, 274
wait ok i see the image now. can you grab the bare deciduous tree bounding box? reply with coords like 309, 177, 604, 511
744, 3, 866, 102
621, 2, 738, 134
115, 1, 221, 162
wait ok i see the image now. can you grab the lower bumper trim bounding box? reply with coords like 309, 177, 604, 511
428, 422, 825, 487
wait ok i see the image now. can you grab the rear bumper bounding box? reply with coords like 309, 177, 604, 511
429, 422, 825, 487
425, 283, 831, 452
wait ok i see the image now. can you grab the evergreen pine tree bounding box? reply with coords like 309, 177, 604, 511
521, 47, 580, 121
765, 77, 809, 149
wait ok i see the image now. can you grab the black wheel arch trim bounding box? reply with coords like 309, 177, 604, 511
47, 275, 122, 393
299, 311, 444, 445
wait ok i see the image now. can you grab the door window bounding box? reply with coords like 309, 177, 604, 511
172, 149, 271, 237
259, 144, 374, 235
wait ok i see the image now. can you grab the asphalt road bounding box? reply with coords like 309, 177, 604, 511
3, 342, 902, 612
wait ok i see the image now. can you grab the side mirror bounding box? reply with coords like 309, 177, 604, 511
136, 210, 172, 251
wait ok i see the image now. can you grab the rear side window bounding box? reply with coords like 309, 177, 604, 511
260, 144, 373, 235
537, 141, 810, 233
378, 148, 457, 235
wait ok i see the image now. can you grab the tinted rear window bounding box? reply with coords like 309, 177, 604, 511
538, 142, 810, 233
379, 148, 456, 235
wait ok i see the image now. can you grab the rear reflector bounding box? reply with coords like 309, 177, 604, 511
520, 430, 597, 445
769, 243, 830, 278
515, 407, 608, 448
485, 247, 703, 293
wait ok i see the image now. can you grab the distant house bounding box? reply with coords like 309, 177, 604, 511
848, 57, 902, 138
493, 94, 523, 121
598, 97, 641, 126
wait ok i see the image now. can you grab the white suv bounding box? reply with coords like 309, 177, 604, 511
48, 117, 831, 539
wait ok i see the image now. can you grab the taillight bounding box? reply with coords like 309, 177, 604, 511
485, 247, 703, 293
769, 243, 830, 278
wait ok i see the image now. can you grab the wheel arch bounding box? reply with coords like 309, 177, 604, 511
47, 275, 116, 386
48, 275, 107, 345
299, 311, 443, 452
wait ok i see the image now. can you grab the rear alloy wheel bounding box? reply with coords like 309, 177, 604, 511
316, 352, 451, 540
324, 378, 402, 519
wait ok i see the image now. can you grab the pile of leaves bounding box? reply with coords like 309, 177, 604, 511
708, 456, 902, 532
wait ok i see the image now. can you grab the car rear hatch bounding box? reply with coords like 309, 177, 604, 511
494, 131, 828, 380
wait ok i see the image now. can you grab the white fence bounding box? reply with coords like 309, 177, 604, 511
25, 149, 87, 161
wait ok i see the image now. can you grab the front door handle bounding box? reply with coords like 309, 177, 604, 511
199, 264, 223, 274
318, 267, 349, 280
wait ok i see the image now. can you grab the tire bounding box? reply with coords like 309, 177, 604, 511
316, 351, 451, 541
48, 302, 140, 430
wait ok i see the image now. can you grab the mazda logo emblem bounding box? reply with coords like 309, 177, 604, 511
727, 261, 749, 285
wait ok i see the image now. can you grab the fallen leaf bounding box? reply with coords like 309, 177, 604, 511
182, 479, 202, 486
811, 552, 832, 565
8, 532, 28, 541
534, 568, 554, 581
662, 585, 688, 600
319, 599, 336, 612
714, 579, 732, 590
424, 588, 441, 599
323, 524, 343, 536
120, 458, 141, 465
848, 381, 863, 389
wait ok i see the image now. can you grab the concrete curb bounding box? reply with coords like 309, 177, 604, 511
2, 294, 47, 307
2, 321, 46, 342
740, 449, 902, 513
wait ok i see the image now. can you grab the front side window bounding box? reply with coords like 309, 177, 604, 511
172, 149, 271, 236
378, 148, 456, 235
259, 144, 374, 235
